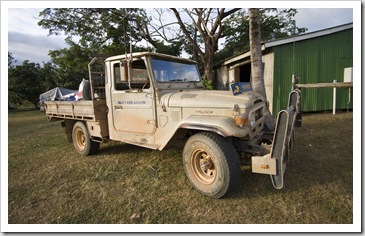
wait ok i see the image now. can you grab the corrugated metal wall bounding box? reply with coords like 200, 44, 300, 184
272, 29, 353, 115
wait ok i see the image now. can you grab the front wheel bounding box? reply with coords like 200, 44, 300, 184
72, 121, 100, 156
183, 132, 241, 198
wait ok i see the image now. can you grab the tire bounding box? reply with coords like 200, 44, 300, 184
82, 80, 92, 100
72, 121, 100, 156
183, 132, 241, 198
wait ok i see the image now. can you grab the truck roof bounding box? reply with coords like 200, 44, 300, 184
105, 52, 197, 64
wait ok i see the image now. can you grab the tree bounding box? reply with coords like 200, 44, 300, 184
39, 62, 58, 91
8, 52, 14, 67
8, 52, 15, 109
39, 9, 144, 51
38, 8, 181, 57
8, 60, 43, 108
216, 8, 307, 62
48, 39, 91, 89
149, 8, 305, 83
38, 8, 306, 90
167, 8, 240, 83
249, 8, 275, 130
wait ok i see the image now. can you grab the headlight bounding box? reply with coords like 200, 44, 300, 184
235, 115, 247, 127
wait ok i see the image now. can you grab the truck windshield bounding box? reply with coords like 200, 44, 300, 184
151, 58, 200, 83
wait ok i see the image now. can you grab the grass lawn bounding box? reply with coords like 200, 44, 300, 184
6, 110, 354, 228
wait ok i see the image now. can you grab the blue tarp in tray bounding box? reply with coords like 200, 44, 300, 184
39, 87, 78, 111
39, 87, 78, 103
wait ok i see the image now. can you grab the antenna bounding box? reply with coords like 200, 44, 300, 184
122, 12, 131, 61
129, 20, 133, 62
124, 18, 127, 58
127, 16, 134, 90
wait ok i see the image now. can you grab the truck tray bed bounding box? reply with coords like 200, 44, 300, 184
45, 100, 106, 121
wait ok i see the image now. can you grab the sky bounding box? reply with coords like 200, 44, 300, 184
4, 3, 355, 66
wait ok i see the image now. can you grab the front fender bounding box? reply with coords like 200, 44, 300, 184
178, 116, 250, 138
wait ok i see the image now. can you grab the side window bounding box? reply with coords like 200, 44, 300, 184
113, 60, 150, 91
113, 63, 127, 90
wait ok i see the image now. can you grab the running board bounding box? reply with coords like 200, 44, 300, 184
252, 90, 300, 189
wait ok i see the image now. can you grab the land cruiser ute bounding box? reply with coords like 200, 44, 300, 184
45, 52, 300, 198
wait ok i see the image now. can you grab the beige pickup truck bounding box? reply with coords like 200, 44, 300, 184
45, 52, 300, 198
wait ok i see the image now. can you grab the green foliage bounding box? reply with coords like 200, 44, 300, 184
38, 8, 305, 65
48, 39, 91, 89
8, 60, 44, 108
215, 8, 307, 63
38, 8, 183, 57
8, 59, 60, 108
8, 52, 14, 67
151, 39, 182, 56
201, 76, 213, 90
39, 62, 58, 91
36, 8, 183, 91
9, 8, 308, 107
38, 8, 148, 50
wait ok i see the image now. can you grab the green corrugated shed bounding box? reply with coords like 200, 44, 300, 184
214, 23, 353, 116
272, 28, 353, 115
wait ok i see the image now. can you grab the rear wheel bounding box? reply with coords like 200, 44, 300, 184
72, 121, 100, 156
183, 132, 241, 198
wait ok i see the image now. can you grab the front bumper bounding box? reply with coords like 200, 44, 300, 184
251, 89, 301, 189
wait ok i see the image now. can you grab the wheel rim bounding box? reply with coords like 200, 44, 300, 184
75, 127, 86, 151
190, 149, 216, 184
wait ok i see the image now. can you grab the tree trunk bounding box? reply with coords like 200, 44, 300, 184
249, 8, 266, 98
249, 8, 275, 131
203, 47, 215, 83
200, 35, 216, 88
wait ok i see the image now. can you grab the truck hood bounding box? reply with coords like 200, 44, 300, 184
161, 90, 265, 109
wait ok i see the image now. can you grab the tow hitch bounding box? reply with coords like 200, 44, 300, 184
252, 89, 301, 189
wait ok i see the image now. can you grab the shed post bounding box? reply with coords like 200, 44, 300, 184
333, 80, 337, 115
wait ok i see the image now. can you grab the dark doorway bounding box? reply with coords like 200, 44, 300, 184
239, 63, 251, 82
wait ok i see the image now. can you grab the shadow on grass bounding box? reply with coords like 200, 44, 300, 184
229, 114, 353, 199
92, 141, 326, 200
68, 113, 353, 201
97, 142, 155, 156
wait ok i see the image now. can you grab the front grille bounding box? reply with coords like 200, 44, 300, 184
255, 108, 263, 121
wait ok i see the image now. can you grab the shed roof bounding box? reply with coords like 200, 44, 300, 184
264, 22, 353, 48
218, 22, 353, 67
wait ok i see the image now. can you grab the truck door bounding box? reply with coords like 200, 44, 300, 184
110, 59, 155, 135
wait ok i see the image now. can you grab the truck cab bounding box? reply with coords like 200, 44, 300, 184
98, 52, 266, 149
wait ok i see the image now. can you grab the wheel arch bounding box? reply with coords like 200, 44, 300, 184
158, 116, 249, 150
178, 116, 249, 138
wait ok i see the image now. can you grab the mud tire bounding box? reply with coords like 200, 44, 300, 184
183, 132, 241, 198
72, 121, 100, 156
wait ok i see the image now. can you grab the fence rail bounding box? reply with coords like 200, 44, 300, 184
295, 82, 353, 89
291, 77, 353, 125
